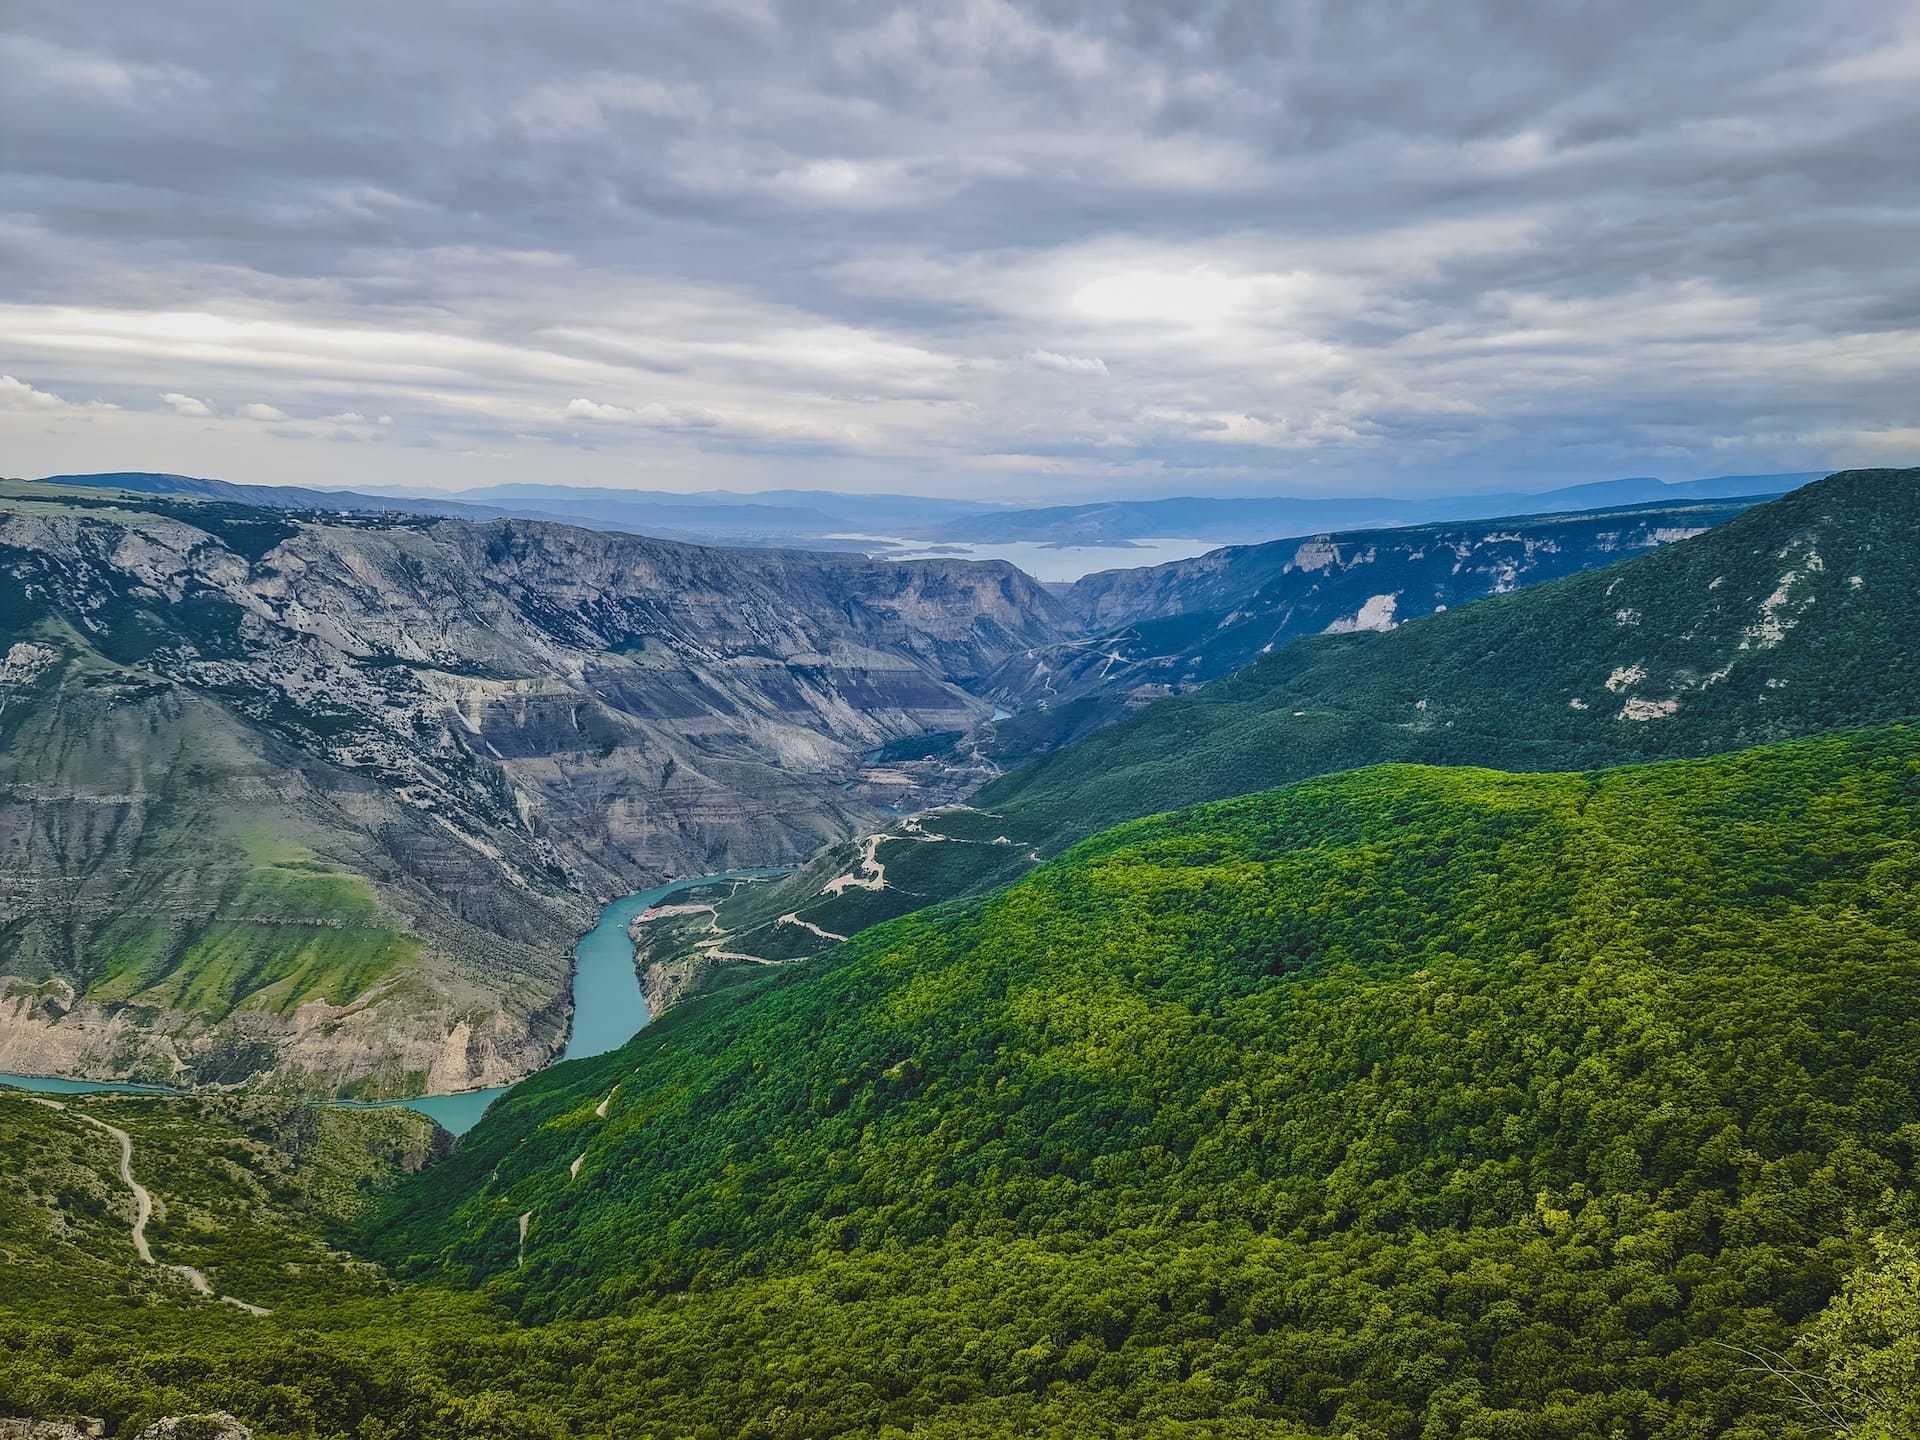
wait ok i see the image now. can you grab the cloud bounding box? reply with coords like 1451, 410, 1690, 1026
0, 1, 1916, 496
564, 397, 632, 421
511, 72, 706, 139
1028, 350, 1108, 376
1, 374, 118, 414
0, 34, 204, 107
2, 375, 75, 411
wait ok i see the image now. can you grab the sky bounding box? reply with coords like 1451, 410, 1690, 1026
1, 0, 1917, 500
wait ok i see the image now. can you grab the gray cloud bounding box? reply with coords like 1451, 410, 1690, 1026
1, 0, 1917, 496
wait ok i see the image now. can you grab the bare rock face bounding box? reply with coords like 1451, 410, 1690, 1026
135, 1417, 251, 1440
0, 491, 1082, 1096
0, 1419, 108, 1440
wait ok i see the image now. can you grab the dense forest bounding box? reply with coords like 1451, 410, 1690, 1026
363, 722, 1920, 1440
11, 721, 1915, 1436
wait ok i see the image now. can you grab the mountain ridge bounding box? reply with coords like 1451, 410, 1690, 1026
918, 472, 1818, 545
32, 469, 1820, 554
981, 494, 1764, 761
984, 465, 1920, 843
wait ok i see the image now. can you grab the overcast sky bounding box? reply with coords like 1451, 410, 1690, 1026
2, 0, 1917, 499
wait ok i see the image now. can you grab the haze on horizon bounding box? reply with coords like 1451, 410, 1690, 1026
2, 0, 1917, 502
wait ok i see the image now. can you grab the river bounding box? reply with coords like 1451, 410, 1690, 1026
0, 869, 786, 1136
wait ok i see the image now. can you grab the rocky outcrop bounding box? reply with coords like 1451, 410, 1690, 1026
0, 1421, 107, 1439
135, 1417, 250, 1440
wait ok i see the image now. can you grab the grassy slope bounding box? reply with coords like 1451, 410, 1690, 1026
0, 640, 425, 1014
0, 1092, 441, 1303
0, 1091, 520, 1438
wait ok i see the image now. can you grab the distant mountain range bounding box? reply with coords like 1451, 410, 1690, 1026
916, 472, 1821, 545
29, 470, 1821, 555
30, 474, 1001, 551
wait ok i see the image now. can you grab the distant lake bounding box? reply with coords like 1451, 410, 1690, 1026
839, 535, 1222, 583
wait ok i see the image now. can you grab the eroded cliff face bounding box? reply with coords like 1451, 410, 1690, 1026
0, 489, 1079, 1095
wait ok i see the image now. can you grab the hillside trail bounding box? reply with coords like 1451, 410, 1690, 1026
26, 1095, 270, 1315
777, 912, 848, 942
636, 884, 779, 968
817, 814, 1034, 901
820, 823, 953, 898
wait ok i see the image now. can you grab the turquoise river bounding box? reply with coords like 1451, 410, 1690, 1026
0, 869, 786, 1135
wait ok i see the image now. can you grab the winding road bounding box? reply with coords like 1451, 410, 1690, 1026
777, 912, 848, 942
26, 1094, 270, 1314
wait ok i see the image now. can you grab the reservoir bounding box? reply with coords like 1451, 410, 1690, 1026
0, 868, 785, 1136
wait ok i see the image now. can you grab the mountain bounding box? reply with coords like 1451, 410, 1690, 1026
445, 484, 1001, 539
7, 466, 1905, 1094
35, 471, 515, 522
675, 468, 1920, 984
0, 480, 1079, 1097
4, 482, 1918, 1438
356, 720, 1920, 1437
985, 466, 1920, 846
920, 473, 1818, 545
983, 495, 1762, 761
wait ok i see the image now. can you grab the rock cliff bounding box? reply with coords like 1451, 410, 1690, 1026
0, 483, 1077, 1095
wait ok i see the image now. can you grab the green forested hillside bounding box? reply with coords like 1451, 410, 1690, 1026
983, 467, 1920, 846
355, 720, 1920, 1438
6, 722, 1920, 1435
653, 467, 1920, 980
